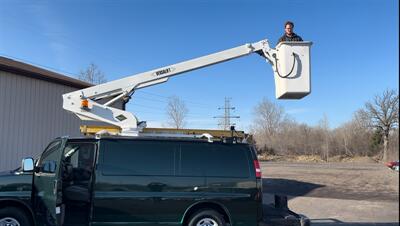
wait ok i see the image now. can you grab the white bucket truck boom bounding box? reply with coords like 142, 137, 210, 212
63, 39, 312, 136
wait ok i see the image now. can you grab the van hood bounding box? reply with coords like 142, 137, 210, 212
0, 169, 33, 192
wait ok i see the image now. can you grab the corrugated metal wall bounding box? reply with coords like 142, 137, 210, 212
0, 71, 87, 171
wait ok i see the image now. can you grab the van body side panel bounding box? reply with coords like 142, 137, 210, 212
203, 144, 259, 226
91, 140, 206, 225
204, 178, 258, 226
90, 139, 259, 226
92, 177, 205, 224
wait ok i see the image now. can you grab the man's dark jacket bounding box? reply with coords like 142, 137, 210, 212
278, 33, 303, 44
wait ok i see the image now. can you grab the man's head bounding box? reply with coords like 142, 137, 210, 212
284, 21, 294, 36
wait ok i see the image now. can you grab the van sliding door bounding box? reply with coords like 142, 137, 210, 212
92, 140, 184, 225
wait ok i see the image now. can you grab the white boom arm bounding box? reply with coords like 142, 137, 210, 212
63, 39, 312, 136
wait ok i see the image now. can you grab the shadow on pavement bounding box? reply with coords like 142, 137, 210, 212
310, 218, 399, 226
263, 178, 325, 198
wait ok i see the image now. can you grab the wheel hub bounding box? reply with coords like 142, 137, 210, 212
0, 217, 20, 226
197, 217, 218, 226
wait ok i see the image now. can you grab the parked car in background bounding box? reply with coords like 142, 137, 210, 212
385, 161, 399, 171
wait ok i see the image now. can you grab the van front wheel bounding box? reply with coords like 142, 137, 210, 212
188, 209, 226, 226
0, 207, 31, 226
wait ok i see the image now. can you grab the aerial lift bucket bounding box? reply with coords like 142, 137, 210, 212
273, 41, 312, 99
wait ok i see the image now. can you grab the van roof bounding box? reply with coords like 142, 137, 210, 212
65, 136, 249, 145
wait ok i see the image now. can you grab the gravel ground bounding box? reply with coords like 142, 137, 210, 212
261, 162, 399, 225
261, 162, 399, 201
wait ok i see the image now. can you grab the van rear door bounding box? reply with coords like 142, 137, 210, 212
249, 145, 264, 222
201, 143, 261, 225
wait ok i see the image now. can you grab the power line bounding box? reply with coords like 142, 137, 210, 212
138, 90, 212, 108
133, 95, 210, 109
130, 103, 213, 117
0, 53, 80, 78
213, 97, 240, 130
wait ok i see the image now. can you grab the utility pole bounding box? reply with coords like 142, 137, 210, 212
214, 97, 240, 130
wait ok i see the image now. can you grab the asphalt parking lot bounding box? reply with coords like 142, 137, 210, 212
261, 162, 399, 226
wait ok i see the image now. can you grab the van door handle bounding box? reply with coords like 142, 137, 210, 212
53, 180, 58, 195
193, 186, 207, 191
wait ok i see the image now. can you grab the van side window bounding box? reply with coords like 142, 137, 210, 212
38, 140, 62, 173
205, 144, 250, 178
179, 143, 205, 177
63, 143, 96, 182
179, 143, 250, 178
102, 140, 175, 176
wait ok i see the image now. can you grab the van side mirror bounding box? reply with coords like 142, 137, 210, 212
22, 158, 34, 172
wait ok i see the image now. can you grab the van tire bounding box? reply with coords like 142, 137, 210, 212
0, 207, 31, 226
188, 209, 226, 226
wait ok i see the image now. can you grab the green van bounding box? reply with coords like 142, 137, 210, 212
0, 136, 263, 226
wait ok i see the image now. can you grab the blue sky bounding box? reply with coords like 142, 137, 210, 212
0, 0, 398, 131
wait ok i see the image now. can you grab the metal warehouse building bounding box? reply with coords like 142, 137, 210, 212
0, 56, 120, 171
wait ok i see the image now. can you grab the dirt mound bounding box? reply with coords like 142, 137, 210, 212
295, 155, 324, 162
259, 155, 324, 162
340, 156, 379, 163
259, 154, 379, 163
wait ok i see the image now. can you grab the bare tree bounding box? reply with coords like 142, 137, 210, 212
388, 129, 399, 160
251, 98, 286, 154
79, 63, 107, 84
249, 90, 398, 162
253, 98, 285, 136
360, 89, 399, 161
318, 114, 330, 161
166, 96, 189, 129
